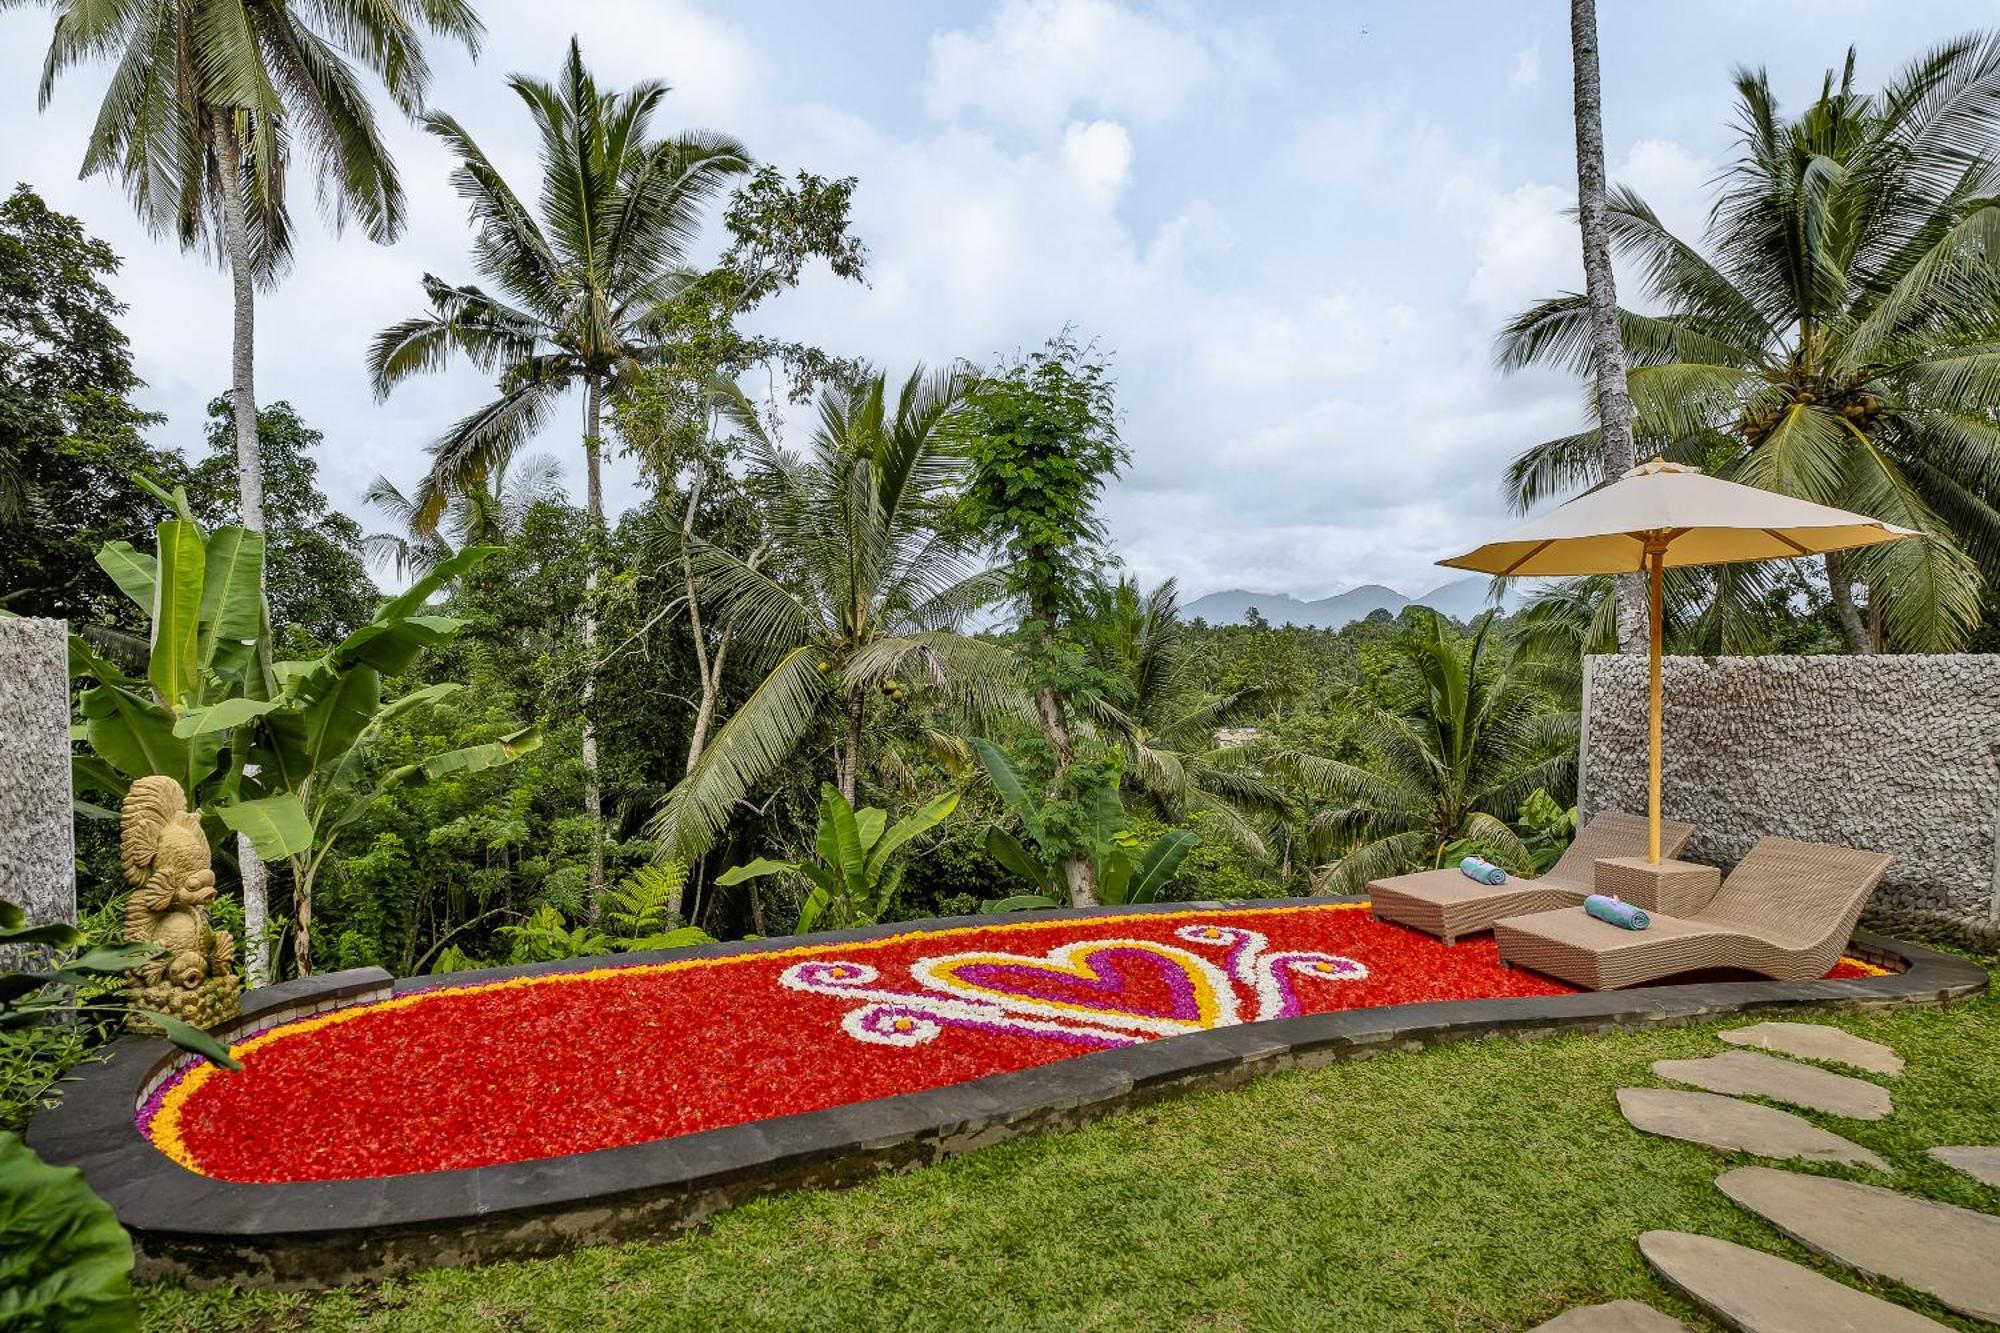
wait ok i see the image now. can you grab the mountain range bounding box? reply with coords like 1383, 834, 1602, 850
1182, 577, 1515, 629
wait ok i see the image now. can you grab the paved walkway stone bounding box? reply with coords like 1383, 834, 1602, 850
1651, 1050, 1892, 1120
1717, 1165, 2000, 1324
1616, 1088, 1889, 1171
1528, 1299, 1693, 1331
1928, 1145, 2000, 1188
1638, 1230, 1952, 1332
1718, 1022, 1904, 1075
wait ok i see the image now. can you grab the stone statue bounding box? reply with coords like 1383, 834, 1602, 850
121, 776, 240, 1031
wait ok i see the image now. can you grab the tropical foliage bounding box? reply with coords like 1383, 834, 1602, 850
971, 739, 1199, 910
1273, 612, 1575, 892
717, 785, 960, 934
649, 366, 1012, 860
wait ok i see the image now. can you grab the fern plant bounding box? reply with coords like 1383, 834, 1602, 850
604, 863, 715, 951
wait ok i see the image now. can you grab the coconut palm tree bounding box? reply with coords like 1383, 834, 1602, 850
1276, 612, 1575, 892
22, 0, 481, 983
1082, 577, 1289, 851
362, 454, 567, 579
648, 366, 1014, 863
1502, 36, 2000, 653
369, 38, 749, 908
23, 0, 482, 536
1566, 0, 1647, 654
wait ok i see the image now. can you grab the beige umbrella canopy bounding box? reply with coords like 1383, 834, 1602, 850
1439, 458, 1918, 863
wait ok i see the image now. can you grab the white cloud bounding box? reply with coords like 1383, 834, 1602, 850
1508, 43, 1543, 93
1060, 119, 1135, 201
1446, 140, 1718, 323
1619, 138, 1714, 246
1450, 177, 1579, 320
923, 0, 1270, 129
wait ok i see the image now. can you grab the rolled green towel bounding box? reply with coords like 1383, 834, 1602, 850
1585, 894, 1650, 930
1458, 856, 1507, 885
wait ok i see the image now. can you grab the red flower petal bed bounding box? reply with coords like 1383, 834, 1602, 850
142, 903, 1884, 1183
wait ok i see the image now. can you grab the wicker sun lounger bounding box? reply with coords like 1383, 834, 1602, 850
1366, 811, 1696, 945
1492, 836, 1892, 990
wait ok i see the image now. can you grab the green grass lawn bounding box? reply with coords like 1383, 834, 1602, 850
141, 975, 1999, 1332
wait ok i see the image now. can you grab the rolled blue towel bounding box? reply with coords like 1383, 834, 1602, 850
1585, 894, 1650, 931
1458, 856, 1507, 885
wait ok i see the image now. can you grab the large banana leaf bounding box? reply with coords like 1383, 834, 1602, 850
714, 857, 797, 885
983, 825, 1059, 895
328, 615, 463, 677
147, 520, 205, 706
196, 527, 264, 677
94, 540, 156, 613
865, 790, 959, 881
372, 545, 500, 622
299, 665, 383, 774
216, 794, 314, 859
815, 785, 868, 895
75, 681, 189, 785
971, 738, 1030, 812
1121, 828, 1199, 905
387, 725, 542, 786
171, 696, 282, 739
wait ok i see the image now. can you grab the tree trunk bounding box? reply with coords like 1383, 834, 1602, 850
582, 378, 607, 916
292, 861, 313, 978
1567, 0, 1648, 655
1034, 685, 1100, 907
215, 110, 274, 984
839, 692, 864, 805
1826, 551, 1872, 653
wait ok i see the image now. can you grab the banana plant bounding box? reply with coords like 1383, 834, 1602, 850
61, 488, 539, 976
970, 739, 1198, 911
716, 785, 959, 934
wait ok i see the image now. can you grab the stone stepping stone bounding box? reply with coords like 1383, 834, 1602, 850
1617, 1089, 1888, 1172
1718, 1165, 2000, 1324
1651, 1051, 1891, 1120
1638, 1230, 1952, 1332
1528, 1299, 1693, 1331
1928, 1146, 2000, 1188
1719, 1022, 1904, 1076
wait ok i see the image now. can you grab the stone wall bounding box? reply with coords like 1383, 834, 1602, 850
1580, 654, 2000, 926
0, 617, 75, 926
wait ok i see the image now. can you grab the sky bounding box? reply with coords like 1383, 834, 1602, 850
5, 0, 1995, 602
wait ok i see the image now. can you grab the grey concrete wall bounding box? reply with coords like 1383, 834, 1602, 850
0, 617, 75, 925
1580, 654, 2000, 926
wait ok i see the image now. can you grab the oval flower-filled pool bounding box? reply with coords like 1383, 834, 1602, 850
141, 901, 1885, 1183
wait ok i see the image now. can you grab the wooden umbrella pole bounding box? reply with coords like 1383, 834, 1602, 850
1647, 542, 1665, 864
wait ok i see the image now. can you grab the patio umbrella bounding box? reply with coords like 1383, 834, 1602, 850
1437, 458, 1918, 863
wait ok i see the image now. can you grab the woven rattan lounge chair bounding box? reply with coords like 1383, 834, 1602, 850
1366, 811, 1696, 945
1492, 836, 1891, 990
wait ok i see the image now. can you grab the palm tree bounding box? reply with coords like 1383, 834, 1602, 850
362, 454, 567, 579
24, 0, 482, 536
1082, 578, 1289, 851
1276, 612, 1575, 892
1502, 37, 2000, 653
648, 367, 1014, 863
1566, 0, 1648, 654
23, 0, 481, 985
369, 38, 749, 908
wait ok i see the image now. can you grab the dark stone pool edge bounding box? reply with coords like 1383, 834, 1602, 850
22, 897, 1988, 1290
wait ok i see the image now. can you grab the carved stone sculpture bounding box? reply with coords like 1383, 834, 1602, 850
121, 776, 240, 1031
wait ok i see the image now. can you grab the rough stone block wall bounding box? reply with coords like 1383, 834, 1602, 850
0, 617, 75, 926
1580, 654, 2000, 926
